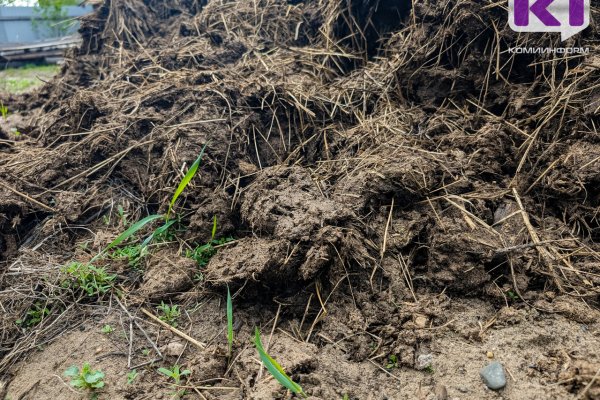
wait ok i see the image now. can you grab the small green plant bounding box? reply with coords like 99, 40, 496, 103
186, 236, 233, 268
254, 328, 306, 398
157, 364, 190, 384
102, 214, 163, 251
157, 302, 180, 327
158, 364, 190, 399
106, 217, 177, 269
507, 290, 520, 301
227, 286, 233, 359
167, 144, 207, 220
141, 348, 151, 356
16, 302, 50, 328
0, 101, 8, 120
91, 214, 163, 262
117, 204, 127, 225
10, 128, 21, 137
186, 242, 217, 268
424, 365, 435, 374
62, 262, 116, 297
140, 219, 177, 249
64, 363, 105, 398
110, 244, 144, 268
386, 354, 398, 370
126, 369, 138, 384
101, 324, 114, 334
186, 216, 233, 269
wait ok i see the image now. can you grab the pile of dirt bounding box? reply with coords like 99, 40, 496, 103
1, 0, 599, 399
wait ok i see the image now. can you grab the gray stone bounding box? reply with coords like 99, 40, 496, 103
416, 353, 433, 370
480, 361, 506, 390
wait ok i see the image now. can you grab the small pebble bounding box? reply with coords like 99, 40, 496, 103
486, 351, 494, 359
161, 341, 185, 356
480, 361, 507, 390
414, 314, 429, 329
416, 353, 433, 370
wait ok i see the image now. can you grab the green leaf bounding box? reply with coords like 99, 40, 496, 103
64, 365, 79, 377
158, 367, 174, 378
127, 369, 138, 384
70, 378, 85, 388
181, 369, 191, 376
227, 286, 233, 357
167, 144, 207, 220
105, 214, 164, 251
91, 214, 163, 262
91, 380, 105, 389
254, 328, 306, 397
85, 371, 105, 384
141, 219, 176, 249
211, 215, 217, 240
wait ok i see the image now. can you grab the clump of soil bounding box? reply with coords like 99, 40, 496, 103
1, 0, 599, 399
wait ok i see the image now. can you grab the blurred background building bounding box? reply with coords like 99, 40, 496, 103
0, 2, 92, 64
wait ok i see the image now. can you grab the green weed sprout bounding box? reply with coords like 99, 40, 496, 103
126, 369, 138, 384
64, 363, 105, 396
157, 364, 190, 384
211, 215, 217, 240
254, 328, 306, 398
16, 302, 49, 328
166, 144, 207, 220
117, 204, 127, 225
0, 101, 7, 120
101, 324, 114, 334
386, 354, 398, 370
157, 302, 180, 327
62, 262, 116, 297
110, 244, 144, 268
227, 286, 233, 358
91, 214, 163, 262
141, 219, 176, 250
186, 217, 233, 269
158, 365, 190, 399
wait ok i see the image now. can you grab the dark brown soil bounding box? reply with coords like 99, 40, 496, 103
1, 0, 599, 399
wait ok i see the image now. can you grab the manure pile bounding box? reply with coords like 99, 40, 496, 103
0, 0, 599, 399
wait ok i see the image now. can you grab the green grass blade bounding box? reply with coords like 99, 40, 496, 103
254, 328, 306, 397
157, 367, 172, 378
227, 286, 233, 357
167, 144, 207, 220
212, 215, 218, 240
141, 219, 176, 249
90, 214, 163, 262
105, 214, 163, 251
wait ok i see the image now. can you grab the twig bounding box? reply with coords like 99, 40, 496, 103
141, 308, 206, 349
115, 297, 163, 359
0, 181, 56, 212
577, 367, 600, 400
367, 359, 403, 383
